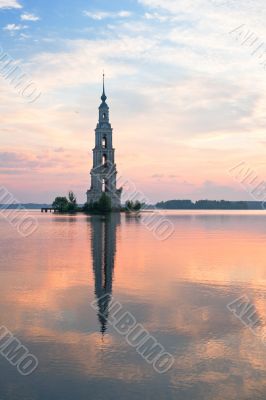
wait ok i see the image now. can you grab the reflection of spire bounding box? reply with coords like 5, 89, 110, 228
91, 214, 120, 334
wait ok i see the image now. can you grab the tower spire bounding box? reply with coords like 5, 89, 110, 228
101, 72, 107, 103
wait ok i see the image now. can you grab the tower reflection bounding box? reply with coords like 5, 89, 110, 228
90, 214, 121, 334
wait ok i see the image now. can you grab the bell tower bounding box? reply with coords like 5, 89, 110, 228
86, 74, 122, 209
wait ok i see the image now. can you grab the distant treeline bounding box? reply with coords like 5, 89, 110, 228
0, 204, 51, 209
1, 200, 265, 211
156, 200, 264, 210
0, 204, 88, 209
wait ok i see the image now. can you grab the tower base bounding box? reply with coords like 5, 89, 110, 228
86, 189, 122, 211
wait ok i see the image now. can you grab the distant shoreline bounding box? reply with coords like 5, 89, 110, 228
0, 200, 265, 210
155, 200, 265, 210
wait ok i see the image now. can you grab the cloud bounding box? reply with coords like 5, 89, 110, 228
2, 0, 266, 202
0, 149, 84, 174
144, 12, 175, 22
0, 0, 21, 9
83, 10, 131, 20
0, 151, 40, 170
28, 38, 141, 91
19, 32, 31, 39
0, 169, 26, 174
3, 23, 27, 31
21, 12, 40, 21
0, 152, 26, 163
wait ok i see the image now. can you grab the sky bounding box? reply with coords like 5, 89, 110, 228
1, 0, 266, 203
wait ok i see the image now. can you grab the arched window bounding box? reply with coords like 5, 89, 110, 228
102, 137, 107, 148
102, 112, 106, 120
102, 154, 107, 165
102, 179, 106, 192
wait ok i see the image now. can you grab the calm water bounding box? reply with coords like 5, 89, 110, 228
1, 210, 266, 399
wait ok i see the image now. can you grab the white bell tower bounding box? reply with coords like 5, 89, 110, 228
86, 74, 122, 209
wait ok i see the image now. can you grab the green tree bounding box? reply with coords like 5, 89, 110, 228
68, 191, 78, 212
83, 194, 112, 214
83, 201, 94, 213
125, 200, 142, 212
125, 200, 133, 211
97, 193, 112, 213
52, 197, 69, 213
133, 200, 141, 211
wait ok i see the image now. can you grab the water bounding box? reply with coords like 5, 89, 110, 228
1, 210, 266, 399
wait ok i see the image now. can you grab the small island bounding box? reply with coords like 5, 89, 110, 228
51, 191, 142, 215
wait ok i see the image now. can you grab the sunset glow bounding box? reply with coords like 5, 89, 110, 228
1, 1, 266, 202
